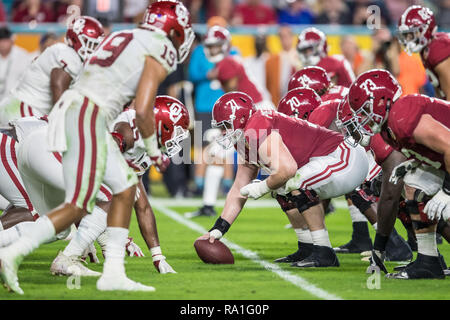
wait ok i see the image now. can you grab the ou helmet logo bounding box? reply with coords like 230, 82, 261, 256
169, 103, 183, 123
176, 3, 189, 27
72, 18, 85, 35
418, 7, 431, 20
359, 79, 382, 96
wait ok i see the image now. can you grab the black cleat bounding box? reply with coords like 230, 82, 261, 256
274, 242, 314, 263
291, 246, 340, 268
386, 253, 445, 279
334, 222, 373, 253
385, 229, 413, 262
184, 205, 217, 218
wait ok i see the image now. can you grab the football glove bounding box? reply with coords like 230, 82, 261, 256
389, 159, 419, 185
80, 243, 100, 264
152, 255, 176, 274
125, 237, 145, 257
240, 179, 270, 200
366, 249, 388, 274
424, 189, 450, 221
150, 153, 170, 173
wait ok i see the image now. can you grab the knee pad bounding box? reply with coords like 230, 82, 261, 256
275, 195, 296, 213
287, 189, 320, 213
349, 189, 375, 213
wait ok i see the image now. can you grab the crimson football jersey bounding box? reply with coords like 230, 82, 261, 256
421, 32, 450, 99
369, 134, 394, 165
317, 56, 355, 88
308, 99, 339, 128
240, 110, 343, 169
216, 56, 263, 104
381, 94, 450, 169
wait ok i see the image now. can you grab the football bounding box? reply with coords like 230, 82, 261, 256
194, 239, 234, 264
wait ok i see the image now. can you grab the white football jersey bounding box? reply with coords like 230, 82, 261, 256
11, 43, 82, 115
111, 109, 150, 176
73, 28, 178, 121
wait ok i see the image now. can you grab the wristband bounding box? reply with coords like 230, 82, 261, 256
209, 217, 231, 235
143, 133, 161, 157
443, 172, 450, 195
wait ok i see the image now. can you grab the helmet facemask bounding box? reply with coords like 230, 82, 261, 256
297, 43, 321, 66
162, 125, 190, 158
211, 117, 243, 150
77, 34, 104, 61
398, 25, 428, 55
177, 26, 195, 64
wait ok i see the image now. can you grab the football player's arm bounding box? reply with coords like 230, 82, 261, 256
376, 150, 406, 237
50, 68, 73, 104
201, 163, 258, 243
434, 57, 450, 100
135, 56, 168, 156
134, 178, 160, 249
258, 131, 298, 190
413, 114, 450, 174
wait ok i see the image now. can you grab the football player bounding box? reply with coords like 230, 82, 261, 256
346, 69, 450, 279
398, 5, 450, 100
296, 28, 355, 87
199, 91, 369, 268
0, 1, 194, 294
0, 16, 104, 126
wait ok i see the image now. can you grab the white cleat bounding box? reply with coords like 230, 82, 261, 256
0, 249, 24, 295
50, 251, 101, 277
97, 275, 155, 292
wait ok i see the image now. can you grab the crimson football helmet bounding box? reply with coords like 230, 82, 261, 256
335, 96, 366, 146
211, 92, 255, 149
277, 87, 322, 120
142, 0, 195, 64
297, 27, 327, 66
66, 16, 104, 61
398, 5, 436, 55
203, 26, 231, 63
288, 66, 331, 95
347, 69, 402, 145
154, 95, 190, 157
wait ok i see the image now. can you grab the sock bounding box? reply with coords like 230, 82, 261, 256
0, 221, 34, 247
63, 206, 107, 257
311, 229, 332, 248
352, 221, 371, 240
195, 177, 205, 191
349, 205, 368, 222
96, 230, 108, 252
372, 223, 378, 231
102, 227, 129, 277
374, 233, 389, 252
5, 216, 55, 257
416, 232, 438, 257
294, 228, 313, 244
203, 165, 224, 207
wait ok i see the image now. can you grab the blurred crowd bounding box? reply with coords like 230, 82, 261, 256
0, 1, 448, 27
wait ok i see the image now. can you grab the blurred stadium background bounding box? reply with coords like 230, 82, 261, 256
1, 0, 450, 199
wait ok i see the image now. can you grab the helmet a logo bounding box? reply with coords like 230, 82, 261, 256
360, 79, 382, 96
226, 99, 242, 117
169, 103, 183, 123
176, 4, 189, 28
73, 18, 85, 35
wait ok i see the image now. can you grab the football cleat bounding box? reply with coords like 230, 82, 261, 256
385, 229, 413, 262
386, 253, 445, 280
291, 245, 340, 268
334, 222, 373, 254
274, 242, 314, 263
0, 249, 24, 294
184, 206, 217, 218
51, 251, 101, 277
97, 275, 155, 292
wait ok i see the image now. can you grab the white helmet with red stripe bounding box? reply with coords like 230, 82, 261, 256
203, 26, 231, 63
297, 27, 327, 66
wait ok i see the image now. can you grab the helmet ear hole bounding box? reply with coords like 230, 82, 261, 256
163, 124, 170, 132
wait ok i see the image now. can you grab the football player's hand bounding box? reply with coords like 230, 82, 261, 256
152, 254, 176, 274
389, 159, 418, 185
197, 230, 221, 244
240, 179, 270, 200
150, 153, 170, 173
125, 237, 145, 257
366, 249, 388, 274
81, 243, 100, 264
424, 190, 450, 221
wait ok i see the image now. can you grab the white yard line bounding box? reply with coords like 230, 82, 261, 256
151, 201, 343, 301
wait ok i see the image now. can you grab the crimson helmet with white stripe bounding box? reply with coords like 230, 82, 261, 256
142, 0, 195, 64
203, 26, 231, 63
154, 95, 190, 157
277, 87, 322, 120
288, 66, 331, 95
297, 27, 327, 66
211, 92, 255, 149
66, 16, 104, 61
397, 5, 436, 55
347, 69, 402, 145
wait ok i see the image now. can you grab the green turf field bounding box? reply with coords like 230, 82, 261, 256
0, 198, 449, 300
